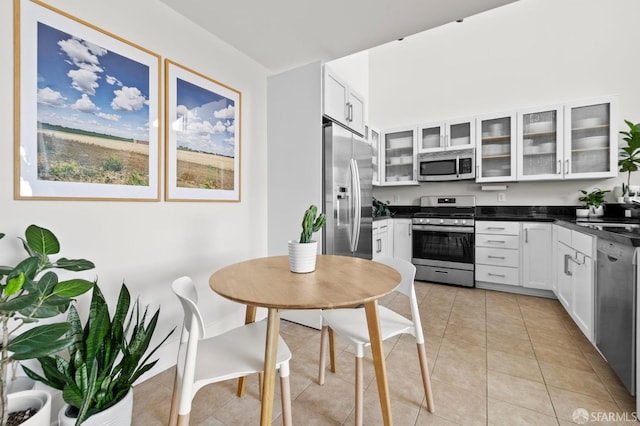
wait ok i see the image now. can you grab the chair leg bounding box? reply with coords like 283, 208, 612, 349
237, 376, 247, 397
417, 343, 434, 413
258, 372, 264, 400
177, 414, 190, 426
355, 355, 364, 426
319, 325, 329, 384
168, 369, 180, 426
279, 362, 292, 426
328, 327, 336, 373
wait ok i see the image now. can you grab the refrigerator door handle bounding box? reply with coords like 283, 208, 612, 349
352, 159, 362, 252
348, 159, 357, 252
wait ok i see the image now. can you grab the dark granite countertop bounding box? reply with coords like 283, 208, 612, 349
380, 203, 640, 246
476, 205, 640, 246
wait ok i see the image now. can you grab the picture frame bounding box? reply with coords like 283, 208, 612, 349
165, 59, 241, 202
14, 0, 161, 200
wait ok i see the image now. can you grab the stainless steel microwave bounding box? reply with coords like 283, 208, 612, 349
418, 148, 475, 181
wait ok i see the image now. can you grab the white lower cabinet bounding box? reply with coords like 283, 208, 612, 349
373, 218, 413, 261
521, 222, 552, 290
554, 226, 595, 341
475, 221, 520, 287
476, 221, 554, 292
392, 219, 412, 263
372, 219, 391, 260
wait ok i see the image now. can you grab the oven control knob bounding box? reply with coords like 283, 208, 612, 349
440, 219, 444, 224
425, 219, 430, 224
462, 220, 467, 225
453, 220, 459, 224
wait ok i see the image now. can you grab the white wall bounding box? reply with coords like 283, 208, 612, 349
369, 0, 640, 206
2, 0, 270, 378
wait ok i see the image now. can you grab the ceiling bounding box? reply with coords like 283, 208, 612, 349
158, 0, 518, 74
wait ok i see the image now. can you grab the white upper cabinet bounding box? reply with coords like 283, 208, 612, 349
516, 105, 564, 181
369, 126, 381, 186
477, 96, 617, 182
381, 126, 418, 186
563, 95, 618, 180
418, 117, 475, 154
476, 112, 517, 182
323, 66, 366, 136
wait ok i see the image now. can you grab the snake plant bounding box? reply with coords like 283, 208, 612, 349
23, 283, 174, 425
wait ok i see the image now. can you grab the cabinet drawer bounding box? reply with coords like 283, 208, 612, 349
476, 264, 520, 286
476, 221, 520, 235
572, 230, 594, 257
476, 247, 519, 267
475, 234, 519, 249
556, 225, 572, 246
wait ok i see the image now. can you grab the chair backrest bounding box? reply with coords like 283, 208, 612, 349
374, 257, 424, 343
171, 276, 206, 340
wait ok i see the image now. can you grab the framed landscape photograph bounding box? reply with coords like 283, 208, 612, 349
165, 59, 241, 202
14, 0, 160, 200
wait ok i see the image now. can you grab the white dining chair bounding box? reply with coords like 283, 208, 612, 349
169, 276, 293, 426
317, 257, 434, 425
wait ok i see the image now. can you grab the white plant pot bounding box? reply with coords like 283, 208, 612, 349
589, 205, 604, 217
576, 208, 589, 218
58, 388, 133, 426
287, 240, 318, 273
7, 390, 52, 426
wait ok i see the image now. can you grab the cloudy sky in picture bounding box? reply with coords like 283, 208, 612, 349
175, 78, 236, 158
36, 22, 151, 142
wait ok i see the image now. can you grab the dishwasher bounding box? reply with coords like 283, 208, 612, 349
595, 238, 636, 395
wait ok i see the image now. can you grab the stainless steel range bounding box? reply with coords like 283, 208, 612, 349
412, 195, 476, 287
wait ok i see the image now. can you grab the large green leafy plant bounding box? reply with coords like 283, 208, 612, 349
619, 120, 640, 196
24, 283, 174, 425
0, 225, 95, 425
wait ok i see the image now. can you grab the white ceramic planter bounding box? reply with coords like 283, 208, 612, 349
7, 390, 52, 426
589, 205, 604, 217
576, 208, 589, 218
58, 388, 133, 426
287, 240, 318, 273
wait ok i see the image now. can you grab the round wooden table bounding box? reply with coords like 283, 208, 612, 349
210, 255, 401, 425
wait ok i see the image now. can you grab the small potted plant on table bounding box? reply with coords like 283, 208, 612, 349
288, 205, 326, 273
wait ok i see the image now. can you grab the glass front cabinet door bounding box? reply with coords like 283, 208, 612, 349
369, 126, 381, 186
516, 105, 563, 181
418, 117, 475, 153
563, 96, 617, 180
381, 126, 418, 185
476, 112, 517, 182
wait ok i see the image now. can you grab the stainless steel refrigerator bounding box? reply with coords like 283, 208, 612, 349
322, 122, 372, 259
280, 122, 372, 330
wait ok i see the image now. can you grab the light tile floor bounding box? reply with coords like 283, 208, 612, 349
132, 282, 636, 425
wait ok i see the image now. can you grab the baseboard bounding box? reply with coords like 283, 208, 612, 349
475, 281, 556, 298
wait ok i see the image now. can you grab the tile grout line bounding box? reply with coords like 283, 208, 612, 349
516, 293, 561, 423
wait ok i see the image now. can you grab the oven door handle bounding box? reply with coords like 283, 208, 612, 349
412, 225, 474, 233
